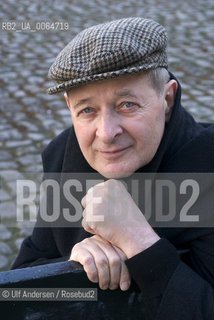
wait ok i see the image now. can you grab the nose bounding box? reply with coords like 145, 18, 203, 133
96, 112, 123, 143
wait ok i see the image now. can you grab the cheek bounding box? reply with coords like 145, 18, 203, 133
148, 113, 166, 149
148, 104, 166, 129
73, 122, 94, 151
149, 112, 165, 140
134, 110, 165, 149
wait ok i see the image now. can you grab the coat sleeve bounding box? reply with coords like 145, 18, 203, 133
125, 234, 214, 320
11, 128, 71, 269
11, 226, 69, 269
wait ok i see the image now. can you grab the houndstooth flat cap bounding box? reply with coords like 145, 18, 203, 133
48, 17, 168, 94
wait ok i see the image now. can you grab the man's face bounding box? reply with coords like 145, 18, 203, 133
65, 73, 174, 178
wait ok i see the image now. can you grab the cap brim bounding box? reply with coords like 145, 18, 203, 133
47, 64, 167, 95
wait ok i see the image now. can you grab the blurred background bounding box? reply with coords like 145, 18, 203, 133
0, 0, 214, 271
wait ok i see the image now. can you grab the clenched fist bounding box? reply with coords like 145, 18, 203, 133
81, 179, 160, 259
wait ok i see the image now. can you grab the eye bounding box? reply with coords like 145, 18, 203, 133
77, 107, 95, 117
119, 101, 139, 112
81, 107, 93, 114
123, 102, 136, 108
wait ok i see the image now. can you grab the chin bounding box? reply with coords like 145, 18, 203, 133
93, 161, 142, 179
99, 168, 135, 179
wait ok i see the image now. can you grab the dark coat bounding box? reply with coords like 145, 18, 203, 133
12, 76, 214, 320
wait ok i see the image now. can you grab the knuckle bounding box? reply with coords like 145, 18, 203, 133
110, 256, 120, 268
82, 237, 89, 244
81, 219, 86, 229
96, 257, 107, 268
87, 186, 93, 194
72, 242, 80, 252
106, 179, 116, 191
82, 256, 93, 267
108, 179, 121, 187
107, 179, 116, 185
106, 179, 125, 194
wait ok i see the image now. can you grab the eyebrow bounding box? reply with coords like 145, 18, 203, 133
72, 89, 138, 109
72, 97, 94, 110
114, 89, 138, 99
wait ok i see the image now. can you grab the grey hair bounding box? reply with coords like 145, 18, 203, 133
66, 68, 170, 98
145, 68, 170, 96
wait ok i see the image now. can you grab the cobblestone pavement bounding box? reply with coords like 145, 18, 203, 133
0, 0, 214, 271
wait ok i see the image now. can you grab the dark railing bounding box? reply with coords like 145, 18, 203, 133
0, 261, 145, 320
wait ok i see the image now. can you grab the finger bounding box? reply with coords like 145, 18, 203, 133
113, 246, 131, 291
70, 246, 98, 283
81, 240, 110, 290
81, 186, 95, 207
119, 262, 131, 291
83, 182, 105, 207
113, 245, 128, 261
82, 216, 95, 235
106, 252, 121, 290
94, 239, 121, 290
81, 195, 86, 208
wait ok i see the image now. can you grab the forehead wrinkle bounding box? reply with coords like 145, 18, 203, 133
72, 97, 94, 109
114, 88, 138, 99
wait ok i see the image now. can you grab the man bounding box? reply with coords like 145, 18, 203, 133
12, 18, 214, 319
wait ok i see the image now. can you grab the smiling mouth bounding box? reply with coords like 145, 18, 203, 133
99, 147, 130, 159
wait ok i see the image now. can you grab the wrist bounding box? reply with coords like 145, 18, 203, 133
123, 227, 160, 259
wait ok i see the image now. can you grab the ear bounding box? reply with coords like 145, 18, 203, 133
163, 80, 178, 122
64, 92, 72, 112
